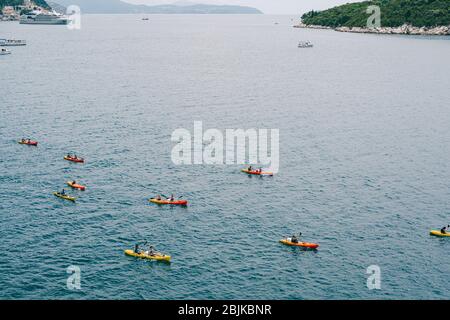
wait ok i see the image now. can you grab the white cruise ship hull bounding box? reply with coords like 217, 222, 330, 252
20, 18, 68, 25
0, 40, 26, 46
20, 12, 69, 25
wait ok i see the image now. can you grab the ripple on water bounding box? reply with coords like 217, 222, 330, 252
1, 15, 450, 299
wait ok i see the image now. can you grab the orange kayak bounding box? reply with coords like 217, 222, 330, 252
241, 169, 273, 176
149, 198, 188, 205
64, 156, 84, 163
279, 238, 319, 249
67, 181, 86, 191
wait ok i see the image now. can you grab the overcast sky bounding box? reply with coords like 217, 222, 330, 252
123, 0, 365, 14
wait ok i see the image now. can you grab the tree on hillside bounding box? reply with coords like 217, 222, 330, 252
301, 0, 450, 27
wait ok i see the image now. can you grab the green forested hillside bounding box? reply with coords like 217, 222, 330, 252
0, 0, 50, 10
301, 0, 450, 28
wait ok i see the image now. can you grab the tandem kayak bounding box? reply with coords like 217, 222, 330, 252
241, 169, 273, 176
124, 249, 171, 262
18, 140, 38, 146
149, 198, 188, 205
279, 238, 319, 249
64, 156, 84, 163
53, 192, 76, 202
67, 181, 86, 191
430, 230, 450, 237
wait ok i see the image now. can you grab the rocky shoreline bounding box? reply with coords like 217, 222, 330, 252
294, 22, 450, 36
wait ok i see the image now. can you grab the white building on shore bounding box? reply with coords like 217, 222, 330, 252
1, 6, 19, 21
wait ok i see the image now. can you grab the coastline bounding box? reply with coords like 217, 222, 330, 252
294, 22, 450, 36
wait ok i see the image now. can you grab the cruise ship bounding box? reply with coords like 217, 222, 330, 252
20, 10, 69, 25
0, 39, 26, 46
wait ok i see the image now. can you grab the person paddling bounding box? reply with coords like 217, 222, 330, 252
134, 243, 140, 254
441, 226, 449, 234
147, 245, 156, 256
248, 165, 253, 172
61, 189, 66, 195
291, 233, 302, 243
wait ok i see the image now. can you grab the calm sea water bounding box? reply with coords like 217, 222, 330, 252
0, 14, 449, 300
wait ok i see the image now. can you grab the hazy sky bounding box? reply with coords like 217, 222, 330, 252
123, 0, 365, 14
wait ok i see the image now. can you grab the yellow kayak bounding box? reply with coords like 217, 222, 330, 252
53, 192, 76, 202
430, 230, 450, 237
124, 249, 171, 262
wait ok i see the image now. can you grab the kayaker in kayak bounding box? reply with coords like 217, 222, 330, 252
248, 165, 253, 171
291, 233, 302, 243
134, 243, 140, 254
169, 194, 175, 201
156, 194, 162, 200
441, 226, 449, 234
146, 245, 156, 256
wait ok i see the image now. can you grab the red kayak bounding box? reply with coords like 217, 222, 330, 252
149, 198, 188, 205
67, 181, 86, 191
241, 169, 273, 176
18, 140, 38, 146
64, 156, 84, 163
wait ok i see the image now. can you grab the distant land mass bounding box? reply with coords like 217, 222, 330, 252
0, 0, 50, 9
51, 0, 262, 14
301, 0, 450, 28
46, 1, 66, 13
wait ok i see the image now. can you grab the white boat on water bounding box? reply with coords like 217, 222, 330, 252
0, 39, 26, 46
298, 41, 313, 48
0, 48, 12, 55
20, 10, 69, 25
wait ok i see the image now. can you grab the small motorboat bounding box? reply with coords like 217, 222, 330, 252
0, 48, 11, 55
298, 41, 313, 48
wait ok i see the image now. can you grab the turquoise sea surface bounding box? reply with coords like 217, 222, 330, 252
0, 14, 449, 299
